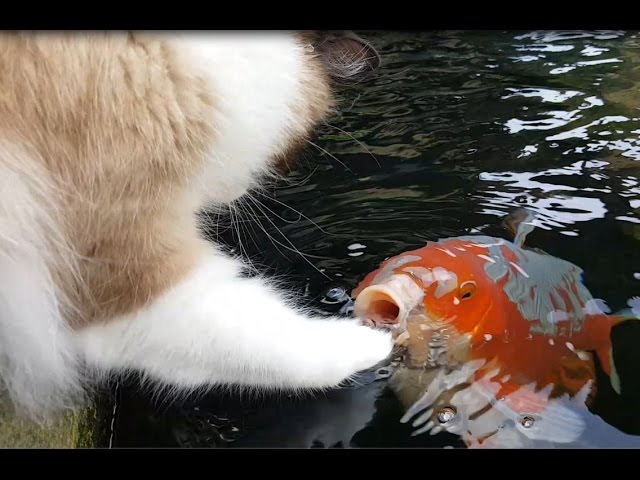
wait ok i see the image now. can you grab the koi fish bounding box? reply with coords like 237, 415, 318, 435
351, 208, 636, 447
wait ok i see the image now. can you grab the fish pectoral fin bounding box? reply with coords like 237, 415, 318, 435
592, 342, 625, 396
500, 207, 537, 248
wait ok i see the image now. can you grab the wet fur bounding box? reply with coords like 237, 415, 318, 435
0, 31, 392, 422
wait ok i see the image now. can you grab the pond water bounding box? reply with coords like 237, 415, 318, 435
107, 30, 640, 448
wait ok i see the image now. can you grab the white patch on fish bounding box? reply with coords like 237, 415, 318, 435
467, 240, 505, 249
401, 359, 487, 426
577, 351, 591, 361
401, 267, 435, 287
583, 298, 611, 315
453, 297, 460, 305
370, 254, 421, 284
509, 261, 530, 278
627, 297, 640, 317
432, 267, 458, 299
566, 342, 575, 351
437, 248, 457, 257
547, 310, 569, 324
477, 254, 496, 264
484, 334, 493, 341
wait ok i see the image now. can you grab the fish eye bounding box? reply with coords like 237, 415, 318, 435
459, 281, 477, 300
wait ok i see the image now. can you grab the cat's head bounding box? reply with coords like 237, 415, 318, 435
183, 31, 381, 205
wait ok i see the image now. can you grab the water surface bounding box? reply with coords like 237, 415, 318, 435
109, 30, 640, 448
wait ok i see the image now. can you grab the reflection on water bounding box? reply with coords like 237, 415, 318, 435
111, 31, 640, 448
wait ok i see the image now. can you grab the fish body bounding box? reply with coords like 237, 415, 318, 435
352, 223, 630, 419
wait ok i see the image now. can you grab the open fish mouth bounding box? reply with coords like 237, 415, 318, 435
355, 286, 402, 325
353, 274, 425, 330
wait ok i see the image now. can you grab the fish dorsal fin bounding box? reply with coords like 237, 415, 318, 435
502, 208, 537, 248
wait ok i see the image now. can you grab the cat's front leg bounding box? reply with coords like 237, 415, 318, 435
75, 249, 393, 392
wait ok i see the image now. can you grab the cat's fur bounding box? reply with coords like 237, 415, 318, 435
0, 31, 394, 422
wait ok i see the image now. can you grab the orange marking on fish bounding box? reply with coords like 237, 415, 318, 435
352, 231, 631, 416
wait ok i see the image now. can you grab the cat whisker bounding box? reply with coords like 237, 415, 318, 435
271, 164, 319, 189
249, 195, 301, 224
234, 198, 272, 269
252, 190, 333, 237
245, 196, 331, 279
346, 93, 360, 111
241, 200, 289, 260
304, 139, 352, 172
229, 201, 257, 273
245, 196, 327, 263
323, 122, 381, 168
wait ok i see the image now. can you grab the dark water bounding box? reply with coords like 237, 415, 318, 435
108, 31, 640, 448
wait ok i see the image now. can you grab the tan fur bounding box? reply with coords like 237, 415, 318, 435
0, 31, 334, 327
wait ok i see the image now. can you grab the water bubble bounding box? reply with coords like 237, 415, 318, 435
520, 416, 536, 429
340, 305, 354, 316
323, 287, 349, 305
376, 367, 393, 379
437, 406, 457, 424
327, 287, 345, 300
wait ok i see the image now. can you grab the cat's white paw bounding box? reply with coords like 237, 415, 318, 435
314, 320, 394, 388
348, 323, 395, 372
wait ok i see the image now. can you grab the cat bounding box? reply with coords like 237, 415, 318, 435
0, 31, 394, 422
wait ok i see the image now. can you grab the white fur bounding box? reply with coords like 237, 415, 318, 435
76, 249, 393, 391
0, 146, 82, 421
0, 32, 394, 420
173, 32, 311, 204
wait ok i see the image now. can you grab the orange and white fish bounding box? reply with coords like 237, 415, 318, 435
351, 209, 636, 447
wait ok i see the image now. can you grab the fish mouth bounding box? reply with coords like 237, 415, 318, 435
353, 274, 425, 328
355, 287, 402, 325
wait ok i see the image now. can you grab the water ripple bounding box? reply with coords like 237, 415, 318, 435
115, 30, 640, 449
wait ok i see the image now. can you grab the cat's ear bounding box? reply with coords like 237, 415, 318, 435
309, 31, 381, 83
